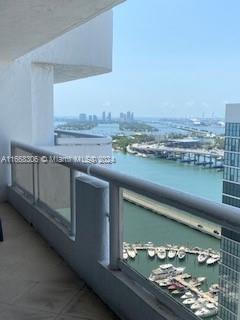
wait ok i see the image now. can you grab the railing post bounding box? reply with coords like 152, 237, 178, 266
10, 143, 16, 187
109, 182, 122, 270
70, 169, 77, 237
33, 162, 39, 204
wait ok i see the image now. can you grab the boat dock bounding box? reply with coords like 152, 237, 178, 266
123, 190, 221, 239
174, 275, 217, 305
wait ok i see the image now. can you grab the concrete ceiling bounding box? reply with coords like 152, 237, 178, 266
0, 0, 123, 61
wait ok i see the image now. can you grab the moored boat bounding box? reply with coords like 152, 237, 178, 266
123, 249, 128, 260
127, 247, 136, 259
148, 248, 156, 258
157, 247, 166, 260
206, 254, 220, 265
183, 298, 196, 305
177, 247, 186, 260
198, 252, 209, 263
168, 249, 176, 259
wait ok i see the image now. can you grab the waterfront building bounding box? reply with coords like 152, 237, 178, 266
219, 103, 240, 320
102, 111, 106, 122
107, 111, 112, 122
127, 111, 131, 121
131, 112, 134, 121
79, 113, 87, 122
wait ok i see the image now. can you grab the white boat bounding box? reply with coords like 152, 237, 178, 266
209, 283, 219, 293
123, 249, 128, 260
149, 264, 185, 281
156, 279, 172, 287
177, 247, 186, 260
182, 273, 191, 279
168, 249, 176, 259
195, 305, 218, 318
181, 291, 195, 300
182, 298, 196, 305
190, 298, 206, 310
127, 248, 136, 259
157, 247, 166, 260
206, 254, 220, 265
197, 277, 206, 283
148, 248, 156, 258
198, 252, 208, 263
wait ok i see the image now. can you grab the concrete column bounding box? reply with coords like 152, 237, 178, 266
31, 64, 54, 146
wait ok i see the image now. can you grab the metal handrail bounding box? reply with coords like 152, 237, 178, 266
11, 141, 240, 234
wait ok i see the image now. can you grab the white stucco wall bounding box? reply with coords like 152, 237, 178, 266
0, 11, 113, 201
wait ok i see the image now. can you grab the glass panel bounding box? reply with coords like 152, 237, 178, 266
12, 147, 34, 198
38, 161, 71, 223
122, 189, 221, 319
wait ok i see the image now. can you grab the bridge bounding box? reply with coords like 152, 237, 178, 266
130, 144, 224, 169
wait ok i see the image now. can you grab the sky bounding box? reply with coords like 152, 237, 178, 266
54, 0, 240, 119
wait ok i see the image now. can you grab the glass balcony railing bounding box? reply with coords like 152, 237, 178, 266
38, 161, 71, 222
10, 141, 240, 320
11, 147, 34, 199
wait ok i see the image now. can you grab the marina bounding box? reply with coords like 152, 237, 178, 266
123, 243, 220, 318
123, 242, 220, 265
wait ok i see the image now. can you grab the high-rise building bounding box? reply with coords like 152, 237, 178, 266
126, 111, 131, 122
219, 103, 240, 320
88, 115, 93, 122
107, 112, 111, 122
102, 111, 106, 122
93, 115, 98, 122
131, 112, 134, 122
79, 113, 87, 122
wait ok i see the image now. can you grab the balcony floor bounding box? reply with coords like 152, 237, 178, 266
0, 203, 118, 320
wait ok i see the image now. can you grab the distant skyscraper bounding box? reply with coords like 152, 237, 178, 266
79, 113, 87, 122
120, 112, 124, 122
102, 111, 106, 122
131, 112, 134, 122
126, 111, 131, 122
107, 112, 111, 122
93, 115, 98, 122
219, 103, 240, 320
88, 115, 93, 122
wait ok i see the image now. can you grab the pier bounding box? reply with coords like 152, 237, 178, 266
123, 190, 221, 239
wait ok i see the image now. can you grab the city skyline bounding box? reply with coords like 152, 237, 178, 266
54, 0, 240, 118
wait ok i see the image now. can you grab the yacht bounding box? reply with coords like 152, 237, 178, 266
157, 247, 166, 260
149, 264, 185, 282
181, 291, 195, 300
182, 298, 196, 305
168, 249, 176, 259
148, 248, 156, 258
156, 279, 172, 287
123, 249, 128, 260
206, 254, 220, 265
177, 247, 186, 260
127, 247, 136, 259
190, 298, 206, 310
195, 305, 218, 318
198, 252, 209, 263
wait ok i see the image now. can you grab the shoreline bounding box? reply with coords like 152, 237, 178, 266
123, 190, 221, 240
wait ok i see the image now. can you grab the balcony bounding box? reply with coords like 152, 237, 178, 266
4, 141, 240, 320
0, 203, 117, 320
